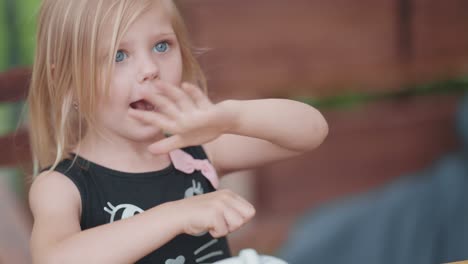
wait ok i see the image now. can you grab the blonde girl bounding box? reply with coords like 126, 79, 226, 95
28, 0, 328, 263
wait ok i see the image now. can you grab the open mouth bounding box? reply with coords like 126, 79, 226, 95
130, 99, 156, 111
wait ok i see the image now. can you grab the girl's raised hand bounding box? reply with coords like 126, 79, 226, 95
128, 81, 236, 154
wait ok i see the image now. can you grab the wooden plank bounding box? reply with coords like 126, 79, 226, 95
0, 68, 31, 103
398, 0, 468, 85
0, 129, 31, 168
179, 0, 468, 100
413, 0, 468, 61
182, 0, 398, 99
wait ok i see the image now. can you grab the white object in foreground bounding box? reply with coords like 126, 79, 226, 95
214, 249, 288, 264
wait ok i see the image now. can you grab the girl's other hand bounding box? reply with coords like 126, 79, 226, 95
129, 81, 237, 154
169, 189, 255, 238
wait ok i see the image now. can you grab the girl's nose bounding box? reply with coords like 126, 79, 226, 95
137, 60, 160, 83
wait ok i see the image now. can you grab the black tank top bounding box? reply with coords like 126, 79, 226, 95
53, 146, 231, 263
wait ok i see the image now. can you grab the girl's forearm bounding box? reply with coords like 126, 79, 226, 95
42, 202, 182, 264
220, 99, 328, 151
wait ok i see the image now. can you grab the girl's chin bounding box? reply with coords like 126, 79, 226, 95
132, 128, 166, 142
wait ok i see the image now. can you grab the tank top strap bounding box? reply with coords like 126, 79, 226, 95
181, 145, 209, 160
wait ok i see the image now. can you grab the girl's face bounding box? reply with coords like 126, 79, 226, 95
94, 5, 183, 144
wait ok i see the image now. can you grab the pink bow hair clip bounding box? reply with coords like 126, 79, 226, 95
169, 149, 219, 189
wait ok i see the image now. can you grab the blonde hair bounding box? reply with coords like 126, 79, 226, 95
27, 0, 207, 175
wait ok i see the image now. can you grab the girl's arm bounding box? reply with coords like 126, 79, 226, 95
205, 99, 328, 174
220, 98, 327, 151
30, 171, 254, 264
129, 81, 328, 174
128, 82, 329, 175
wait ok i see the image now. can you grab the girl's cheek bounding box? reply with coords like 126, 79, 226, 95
110, 65, 130, 83
164, 59, 183, 85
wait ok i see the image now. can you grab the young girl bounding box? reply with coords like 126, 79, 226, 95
27, 0, 328, 263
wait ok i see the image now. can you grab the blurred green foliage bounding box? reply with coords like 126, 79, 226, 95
0, 0, 39, 70
0, 1, 9, 71
295, 76, 468, 110
0, 0, 39, 194
0, 0, 39, 135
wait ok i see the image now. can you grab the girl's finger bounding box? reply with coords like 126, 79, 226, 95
148, 134, 185, 154
224, 192, 256, 222
181, 82, 212, 108
209, 213, 229, 238
142, 91, 180, 119
222, 203, 246, 233
128, 108, 177, 133
157, 81, 196, 111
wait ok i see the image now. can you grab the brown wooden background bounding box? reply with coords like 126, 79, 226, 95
1, 0, 468, 262
181, 0, 468, 99
179, 0, 468, 254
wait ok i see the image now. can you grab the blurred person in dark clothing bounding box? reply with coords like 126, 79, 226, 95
279, 93, 468, 264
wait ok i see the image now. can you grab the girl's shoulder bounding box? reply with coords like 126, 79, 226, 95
29, 170, 82, 257
29, 169, 82, 221
31, 156, 87, 218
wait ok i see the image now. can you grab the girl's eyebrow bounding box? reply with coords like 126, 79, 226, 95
154, 32, 176, 37
118, 32, 176, 47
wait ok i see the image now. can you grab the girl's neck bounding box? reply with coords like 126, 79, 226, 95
74, 131, 171, 173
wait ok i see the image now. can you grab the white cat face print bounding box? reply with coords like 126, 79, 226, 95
103, 180, 205, 223
102, 179, 224, 263
104, 202, 144, 223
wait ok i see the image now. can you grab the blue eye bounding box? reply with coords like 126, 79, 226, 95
153, 41, 169, 53
115, 50, 127, 62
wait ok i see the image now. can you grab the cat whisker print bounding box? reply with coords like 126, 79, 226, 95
163, 239, 224, 264
194, 239, 224, 263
